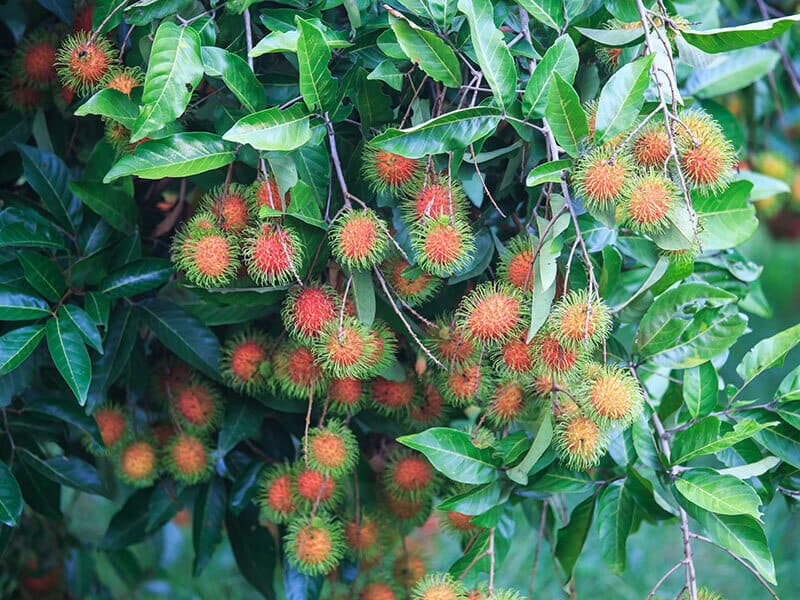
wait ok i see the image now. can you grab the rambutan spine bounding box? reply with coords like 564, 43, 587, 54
172, 377, 223, 432
362, 143, 423, 194
303, 418, 358, 478
164, 432, 213, 484
412, 216, 475, 277
498, 234, 536, 294
572, 146, 633, 212
578, 364, 643, 427
220, 329, 271, 395
403, 174, 468, 224
281, 284, 340, 342
199, 184, 252, 235
284, 513, 346, 576
553, 413, 608, 471
620, 171, 679, 234
383, 448, 438, 501
412, 572, 469, 600
311, 317, 374, 378
272, 341, 327, 400
548, 289, 612, 350
242, 222, 303, 287
329, 208, 390, 271
257, 462, 297, 524
173, 219, 240, 288
384, 255, 441, 306
55, 32, 117, 96
455, 281, 525, 346
116, 438, 159, 487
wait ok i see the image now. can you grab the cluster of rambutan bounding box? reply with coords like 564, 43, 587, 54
171, 180, 299, 288
573, 106, 736, 238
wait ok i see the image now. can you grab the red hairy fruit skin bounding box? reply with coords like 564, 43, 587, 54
621, 173, 678, 234
408, 383, 446, 427
581, 364, 643, 427
384, 487, 431, 526
572, 147, 633, 211
413, 573, 470, 600
329, 208, 389, 271
282, 284, 339, 341
243, 223, 302, 286
201, 184, 251, 235
165, 433, 212, 484
285, 515, 345, 576
413, 217, 475, 278
441, 363, 489, 407
221, 329, 270, 394
554, 414, 607, 471
304, 419, 358, 477
55, 32, 117, 96
257, 463, 296, 524
344, 514, 382, 559
360, 582, 398, 600
173, 219, 240, 288
405, 175, 467, 223
549, 289, 612, 350
174, 380, 221, 431
428, 318, 476, 368
371, 375, 416, 413
327, 377, 365, 413
249, 177, 290, 212
456, 281, 524, 346
392, 554, 426, 588
273, 342, 327, 400
495, 335, 536, 374
676, 110, 735, 194
103, 66, 143, 96
632, 122, 671, 168
498, 234, 536, 293
117, 439, 158, 486
385, 256, 441, 306
295, 467, 340, 509
3, 76, 44, 113
17, 33, 58, 87
487, 381, 527, 425
363, 144, 422, 193
533, 331, 581, 375
94, 405, 126, 449
312, 318, 373, 378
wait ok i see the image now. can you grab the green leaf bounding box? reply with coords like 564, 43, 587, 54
0, 325, 45, 376
671, 417, 775, 464
371, 107, 501, 158
777, 364, 800, 402
132, 22, 203, 141
351, 270, 375, 327
16, 251, 65, 303
201, 46, 266, 113
457, 0, 516, 108
18, 449, 107, 497
693, 181, 757, 251
0, 286, 50, 321
685, 48, 779, 98
101, 488, 152, 549
104, 133, 237, 182
597, 480, 635, 574
748, 410, 800, 470
517, 0, 563, 31
137, 298, 221, 380
675, 468, 762, 519
59, 305, 102, 354
683, 361, 718, 419
398, 427, 500, 484
353, 67, 393, 128
682, 502, 776, 584
718, 456, 780, 479
99, 258, 174, 298
437, 480, 509, 514
506, 414, 553, 485
25, 395, 103, 447
368, 60, 404, 91
574, 25, 645, 46
18, 145, 80, 233
85, 291, 110, 330
193, 477, 227, 576
736, 322, 800, 389
555, 494, 594, 578
0, 462, 22, 527
522, 35, 579, 119
46, 316, 91, 405
526, 159, 571, 187
296, 18, 337, 112
217, 399, 263, 455
226, 505, 276, 599
544, 73, 588, 158
388, 13, 461, 88
223, 104, 312, 151
397, 0, 459, 29
124, 0, 193, 25
88, 304, 139, 403
682, 15, 800, 54
595, 54, 654, 145
70, 181, 138, 233
74, 89, 139, 128
250, 29, 299, 55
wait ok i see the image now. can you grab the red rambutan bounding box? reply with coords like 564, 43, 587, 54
363, 144, 422, 193
371, 374, 417, 414
258, 463, 296, 523
55, 32, 117, 96
329, 209, 389, 271
456, 281, 524, 345
282, 284, 340, 341
221, 329, 271, 394
164, 433, 213, 484
272, 342, 327, 400
242, 223, 303, 286
572, 146, 633, 211
413, 217, 475, 278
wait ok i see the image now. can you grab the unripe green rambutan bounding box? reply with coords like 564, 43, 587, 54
494, 334, 537, 375
221, 329, 271, 394
116, 438, 158, 487
330, 209, 389, 271
413, 217, 475, 277
392, 553, 427, 588
55, 32, 117, 95
200, 184, 251, 235
343, 513, 383, 560
243, 223, 303, 286
272, 341, 327, 400
294, 465, 342, 510
383, 449, 437, 501
173, 378, 223, 432
312, 317, 374, 378
327, 377, 366, 414
164, 433, 213, 484
456, 281, 524, 346
631, 121, 671, 168
404, 175, 468, 224
620, 172, 679, 234
363, 144, 423, 194
579, 364, 643, 427
304, 419, 358, 478
548, 289, 612, 350
486, 380, 529, 426
412, 572, 469, 600
282, 284, 340, 341
371, 374, 417, 414
102, 65, 143, 96
572, 146, 633, 211
427, 317, 477, 368
284, 514, 345, 576
384, 255, 442, 306
14, 32, 59, 88
498, 234, 536, 293
248, 176, 289, 213
173, 219, 240, 288
439, 362, 492, 407
257, 463, 297, 524
554, 413, 608, 470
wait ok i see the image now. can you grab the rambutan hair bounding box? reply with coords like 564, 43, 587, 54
327, 377, 366, 414
293, 465, 343, 510
412, 572, 469, 600
383, 448, 437, 501
620, 172, 679, 235
242, 222, 303, 287
497, 234, 536, 293
455, 281, 525, 346
220, 329, 271, 395
382, 484, 433, 527
303, 418, 358, 478
678, 131, 736, 195
547, 289, 612, 350
426, 316, 477, 368
199, 184, 252, 235
284, 513, 346, 576
631, 120, 671, 168
578, 364, 643, 427
440, 507, 480, 541
164, 432, 213, 484
172, 219, 240, 288
595, 20, 640, 71
281, 284, 340, 341
116, 438, 159, 487
531, 330, 584, 377
272, 341, 327, 400
371, 373, 418, 414
343, 512, 384, 561
362, 320, 398, 375
14, 31, 59, 88
86, 403, 128, 455
103, 119, 135, 153
406, 382, 449, 429
248, 176, 290, 214
362, 143, 423, 194
102, 65, 143, 96
493, 334, 537, 375
383, 255, 441, 306
257, 462, 297, 524
438, 362, 492, 407
359, 580, 401, 600
2, 76, 44, 114
403, 173, 468, 224
553, 413, 608, 471
311, 317, 375, 378
172, 377, 223, 432
329, 208, 389, 271
55, 31, 117, 96
486, 380, 530, 426
412, 216, 475, 277
572, 146, 634, 212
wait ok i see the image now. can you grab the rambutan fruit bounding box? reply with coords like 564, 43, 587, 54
494, 334, 537, 375
486, 380, 529, 426
579, 364, 643, 427
680, 587, 725, 600
441, 509, 479, 541
553, 413, 608, 470
344, 513, 383, 560
248, 176, 289, 213
242, 223, 303, 287
532, 331, 582, 376
55, 83, 76, 111
675, 110, 735, 194
92, 404, 127, 452
404, 175, 467, 223
327, 377, 366, 414
220, 329, 271, 394
363, 144, 422, 194
392, 553, 427, 588
383, 486, 432, 526
2, 76, 43, 113
154, 359, 193, 402
498, 234, 536, 293
427, 317, 477, 368
116, 438, 158, 487
485, 590, 525, 600
412, 572, 469, 600
456, 281, 524, 346
294, 466, 342, 510
164, 433, 213, 484
257, 463, 296, 524
104, 119, 139, 154
329, 209, 389, 271
272, 341, 327, 400
282, 284, 340, 341
531, 373, 556, 399
384, 255, 441, 306
15, 32, 59, 88
73, 1, 94, 32
620, 172, 678, 234
439, 363, 491, 407
553, 398, 581, 422
413, 217, 475, 277
312, 317, 374, 378
383, 449, 437, 501
200, 184, 251, 235
173, 222, 240, 288
407, 383, 448, 428
572, 146, 633, 211
371, 374, 417, 414
675, 109, 721, 144
631, 121, 671, 168
150, 422, 178, 448
102, 65, 143, 96
304, 419, 358, 477
55, 32, 117, 96
360, 581, 400, 600
173, 378, 223, 431
595, 20, 640, 70
753, 151, 792, 181
548, 289, 612, 350
363, 320, 398, 375
285, 514, 345, 576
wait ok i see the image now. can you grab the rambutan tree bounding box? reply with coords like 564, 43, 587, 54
2, 1, 800, 598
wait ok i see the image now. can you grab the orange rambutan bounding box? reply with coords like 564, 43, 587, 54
164, 433, 213, 484
385, 255, 441, 306
362, 320, 398, 375
498, 234, 535, 293
427, 317, 476, 368
620, 172, 678, 234
2, 76, 43, 113
344, 513, 383, 560
487, 381, 529, 425
548, 289, 612, 350
371, 374, 417, 414
360, 581, 399, 600
363, 144, 422, 193
404, 175, 467, 223
494, 335, 537, 375
200, 184, 251, 235
272, 341, 327, 400
248, 176, 290, 213
312, 318, 373, 378
456, 281, 524, 345
15, 32, 58, 88
285, 514, 345, 576
173, 217, 240, 288
383, 486, 432, 526
413, 217, 475, 277
572, 146, 633, 212
257, 463, 296, 524
383, 449, 437, 500
407, 383, 447, 428
155, 359, 193, 402
329, 209, 389, 271
554, 413, 607, 470
242, 223, 302, 286
174, 378, 222, 431
413, 573, 469, 600
304, 419, 358, 477
579, 364, 643, 426
221, 329, 270, 394
55, 32, 117, 96
327, 377, 366, 413
282, 284, 340, 341
440, 363, 491, 407
102, 66, 143, 96
532, 331, 581, 376
294, 466, 342, 509
445, 510, 477, 536
392, 553, 427, 588
595, 20, 641, 70
116, 438, 158, 486
93, 404, 127, 451
676, 110, 735, 194
632, 122, 671, 168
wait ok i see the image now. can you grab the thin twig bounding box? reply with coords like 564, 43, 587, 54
646, 560, 686, 600
243, 9, 254, 69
